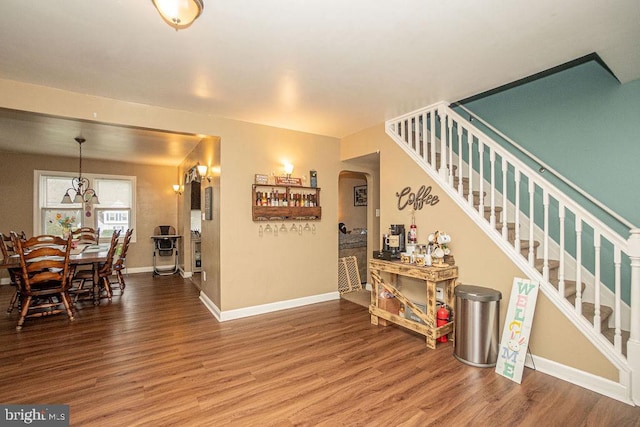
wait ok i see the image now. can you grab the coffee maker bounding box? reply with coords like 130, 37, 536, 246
375, 224, 406, 260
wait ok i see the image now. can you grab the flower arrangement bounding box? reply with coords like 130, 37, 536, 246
53, 213, 76, 230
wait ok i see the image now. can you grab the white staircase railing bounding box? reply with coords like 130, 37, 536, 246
386, 101, 640, 405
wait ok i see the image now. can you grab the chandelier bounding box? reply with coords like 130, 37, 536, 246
152, 0, 204, 31
61, 137, 100, 205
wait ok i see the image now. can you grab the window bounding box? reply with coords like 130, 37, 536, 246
94, 178, 134, 238
35, 171, 136, 241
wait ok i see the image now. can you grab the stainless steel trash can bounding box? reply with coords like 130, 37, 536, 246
454, 284, 502, 367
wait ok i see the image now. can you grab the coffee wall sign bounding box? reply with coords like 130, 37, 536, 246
396, 185, 440, 211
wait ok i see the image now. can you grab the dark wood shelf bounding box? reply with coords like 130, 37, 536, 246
252, 184, 321, 221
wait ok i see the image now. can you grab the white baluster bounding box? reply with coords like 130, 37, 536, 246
430, 110, 436, 168
489, 149, 496, 228
528, 179, 535, 266
411, 116, 417, 151
457, 125, 464, 196
501, 157, 508, 240
558, 203, 566, 298
447, 117, 454, 186
467, 132, 473, 206
614, 247, 622, 353
575, 218, 583, 315
593, 231, 601, 333
421, 112, 427, 160
478, 140, 484, 217
542, 190, 549, 282
439, 107, 447, 178
514, 168, 521, 255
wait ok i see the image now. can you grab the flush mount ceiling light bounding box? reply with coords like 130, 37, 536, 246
152, 0, 204, 31
61, 137, 100, 205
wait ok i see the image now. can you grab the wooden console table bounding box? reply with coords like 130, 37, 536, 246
369, 259, 458, 349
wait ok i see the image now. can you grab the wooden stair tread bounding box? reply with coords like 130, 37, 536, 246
554, 279, 585, 298
534, 258, 560, 271
580, 302, 613, 328
602, 328, 630, 356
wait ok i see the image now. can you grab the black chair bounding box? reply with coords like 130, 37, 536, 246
152, 226, 179, 276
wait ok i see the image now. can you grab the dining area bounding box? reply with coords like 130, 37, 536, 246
0, 227, 133, 330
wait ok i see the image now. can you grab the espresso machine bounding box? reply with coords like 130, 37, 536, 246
374, 224, 406, 260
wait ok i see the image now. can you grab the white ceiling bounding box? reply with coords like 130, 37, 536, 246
0, 0, 638, 165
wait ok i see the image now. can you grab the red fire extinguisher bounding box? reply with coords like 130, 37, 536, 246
437, 305, 450, 343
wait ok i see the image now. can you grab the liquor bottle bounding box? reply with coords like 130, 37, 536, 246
256, 191, 261, 206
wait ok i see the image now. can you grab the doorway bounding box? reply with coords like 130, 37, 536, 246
338, 171, 368, 289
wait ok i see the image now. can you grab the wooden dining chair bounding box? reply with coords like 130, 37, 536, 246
111, 228, 133, 293
2, 231, 27, 313
72, 230, 121, 302
12, 234, 74, 330
71, 227, 100, 244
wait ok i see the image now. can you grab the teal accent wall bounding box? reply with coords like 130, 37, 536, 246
460, 61, 640, 230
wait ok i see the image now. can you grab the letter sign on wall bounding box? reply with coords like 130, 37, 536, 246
396, 185, 440, 211
495, 277, 539, 384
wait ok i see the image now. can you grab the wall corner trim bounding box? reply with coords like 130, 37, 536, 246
199, 291, 340, 322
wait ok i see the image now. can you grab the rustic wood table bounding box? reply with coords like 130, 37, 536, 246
369, 258, 458, 349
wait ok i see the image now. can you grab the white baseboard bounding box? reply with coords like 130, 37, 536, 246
199, 291, 340, 322
525, 352, 634, 405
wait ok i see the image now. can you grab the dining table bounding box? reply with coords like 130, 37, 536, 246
0, 243, 110, 303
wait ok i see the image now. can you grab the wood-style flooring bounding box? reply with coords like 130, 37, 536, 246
1, 274, 639, 426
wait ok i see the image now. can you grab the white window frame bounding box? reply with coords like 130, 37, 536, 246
34, 170, 137, 242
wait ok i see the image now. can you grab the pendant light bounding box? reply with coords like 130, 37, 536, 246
61, 137, 100, 205
152, 0, 204, 31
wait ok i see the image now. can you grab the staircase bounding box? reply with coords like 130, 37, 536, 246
386, 102, 640, 405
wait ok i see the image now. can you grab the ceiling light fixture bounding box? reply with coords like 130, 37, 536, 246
152, 0, 204, 31
61, 137, 100, 205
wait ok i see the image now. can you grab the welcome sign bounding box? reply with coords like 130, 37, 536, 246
495, 277, 539, 384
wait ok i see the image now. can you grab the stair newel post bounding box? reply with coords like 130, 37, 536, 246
628, 228, 640, 405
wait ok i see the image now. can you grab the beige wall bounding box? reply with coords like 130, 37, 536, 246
0, 151, 177, 272
219, 124, 340, 311
341, 123, 619, 381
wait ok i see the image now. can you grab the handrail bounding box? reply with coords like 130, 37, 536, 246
451, 102, 636, 231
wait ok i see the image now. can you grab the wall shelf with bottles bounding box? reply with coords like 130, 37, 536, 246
252, 184, 321, 221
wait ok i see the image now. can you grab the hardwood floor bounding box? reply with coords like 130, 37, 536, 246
1, 274, 639, 426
